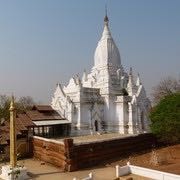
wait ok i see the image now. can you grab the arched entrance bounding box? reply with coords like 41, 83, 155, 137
94, 120, 98, 132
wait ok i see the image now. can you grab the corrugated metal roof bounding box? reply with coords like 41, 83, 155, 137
33, 120, 71, 126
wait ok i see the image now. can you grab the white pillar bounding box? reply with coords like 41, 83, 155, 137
128, 103, 137, 134
116, 165, 120, 178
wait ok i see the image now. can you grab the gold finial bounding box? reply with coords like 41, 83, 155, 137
9, 94, 15, 111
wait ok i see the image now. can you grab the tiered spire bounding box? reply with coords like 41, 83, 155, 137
101, 7, 111, 39
94, 7, 121, 71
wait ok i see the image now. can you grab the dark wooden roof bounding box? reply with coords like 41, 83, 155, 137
32, 105, 54, 112
27, 105, 64, 121
16, 114, 35, 130
0, 105, 66, 145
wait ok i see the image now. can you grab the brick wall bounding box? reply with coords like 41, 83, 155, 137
33, 136, 66, 170
33, 133, 156, 172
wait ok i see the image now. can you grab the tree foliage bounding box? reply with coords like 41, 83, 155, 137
16, 96, 35, 113
0, 95, 35, 123
0, 95, 11, 122
149, 93, 180, 143
152, 76, 180, 104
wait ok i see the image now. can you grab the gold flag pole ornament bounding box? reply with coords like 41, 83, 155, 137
9, 95, 17, 168
0, 95, 28, 179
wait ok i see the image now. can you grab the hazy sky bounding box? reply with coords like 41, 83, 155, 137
0, 0, 179, 103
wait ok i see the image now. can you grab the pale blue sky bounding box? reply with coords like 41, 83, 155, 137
0, 0, 179, 103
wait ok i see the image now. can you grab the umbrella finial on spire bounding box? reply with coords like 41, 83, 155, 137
104, 4, 109, 23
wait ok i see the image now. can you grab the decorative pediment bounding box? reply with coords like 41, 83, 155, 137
54, 83, 66, 98
52, 83, 69, 112
66, 75, 82, 90
67, 78, 77, 88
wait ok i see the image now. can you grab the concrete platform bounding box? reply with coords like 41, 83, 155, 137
54, 132, 132, 144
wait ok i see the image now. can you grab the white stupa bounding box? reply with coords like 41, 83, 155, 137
51, 13, 151, 135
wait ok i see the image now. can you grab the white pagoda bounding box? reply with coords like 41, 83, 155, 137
51, 14, 151, 135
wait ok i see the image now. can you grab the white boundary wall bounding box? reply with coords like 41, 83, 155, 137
116, 163, 180, 180
73, 172, 93, 180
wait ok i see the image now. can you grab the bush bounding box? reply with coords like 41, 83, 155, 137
149, 93, 180, 143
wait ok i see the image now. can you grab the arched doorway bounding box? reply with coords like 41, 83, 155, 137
140, 111, 145, 131
94, 120, 98, 132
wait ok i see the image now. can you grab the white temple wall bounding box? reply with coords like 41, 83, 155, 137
115, 101, 124, 133
128, 103, 138, 134
71, 102, 80, 127
115, 96, 129, 134
103, 95, 116, 132
102, 95, 110, 123
65, 102, 73, 122
80, 103, 92, 127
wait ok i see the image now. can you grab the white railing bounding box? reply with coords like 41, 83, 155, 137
116, 162, 180, 180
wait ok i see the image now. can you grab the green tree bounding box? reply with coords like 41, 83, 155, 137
149, 93, 180, 143
151, 76, 180, 105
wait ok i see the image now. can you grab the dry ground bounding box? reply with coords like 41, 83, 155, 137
0, 159, 116, 180
110, 144, 180, 175
0, 144, 179, 180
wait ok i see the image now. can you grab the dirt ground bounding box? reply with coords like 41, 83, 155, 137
0, 144, 180, 180
110, 144, 180, 175
0, 159, 116, 180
